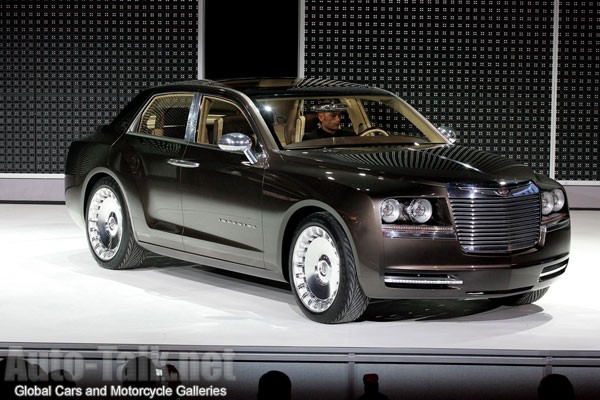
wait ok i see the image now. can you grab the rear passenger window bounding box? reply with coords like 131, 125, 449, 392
134, 94, 194, 140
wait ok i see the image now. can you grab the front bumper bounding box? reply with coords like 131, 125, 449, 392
357, 220, 571, 299
382, 254, 568, 298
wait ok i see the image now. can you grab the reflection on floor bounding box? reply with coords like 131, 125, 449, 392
1, 204, 599, 351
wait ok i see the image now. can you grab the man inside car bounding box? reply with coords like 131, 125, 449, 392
302, 101, 356, 141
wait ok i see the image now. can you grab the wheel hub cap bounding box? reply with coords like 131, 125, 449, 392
292, 226, 341, 313
106, 214, 119, 237
87, 187, 123, 261
316, 256, 332, 285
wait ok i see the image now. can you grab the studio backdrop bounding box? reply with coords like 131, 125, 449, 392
0, 0, 598, 201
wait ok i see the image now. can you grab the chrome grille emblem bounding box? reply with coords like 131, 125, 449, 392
495, 187, 510, 197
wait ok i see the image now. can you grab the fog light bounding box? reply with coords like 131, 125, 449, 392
552, 189, 565, 212
406, 198, 433, 224
380, 199, 402, 223
541, 191, 554, 215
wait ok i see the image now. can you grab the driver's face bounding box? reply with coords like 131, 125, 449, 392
318, 112, 342, 133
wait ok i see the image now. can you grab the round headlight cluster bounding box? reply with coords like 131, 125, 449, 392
380, 198, 402, 223
380, 198, 433, 224
406, 199, 433, 224
541, 189, 566, 215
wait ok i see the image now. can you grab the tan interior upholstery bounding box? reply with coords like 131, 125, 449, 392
294, 116, 305, 143
294, 113, 321, 142
260, 109, 287, 145
220, 115, 254, 143
273, 123, 287, 145
212, 117, 223, 144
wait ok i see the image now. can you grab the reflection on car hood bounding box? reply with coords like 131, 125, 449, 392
287, 144, 537, 184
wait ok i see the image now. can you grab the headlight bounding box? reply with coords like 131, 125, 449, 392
406, 199, 433, 224
552, 189, 565, 212
380, 198, 402, 223
541, 191, 555, 215
380, 197, 437, 224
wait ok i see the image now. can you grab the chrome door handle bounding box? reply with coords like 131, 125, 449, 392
167, 159, 200, 168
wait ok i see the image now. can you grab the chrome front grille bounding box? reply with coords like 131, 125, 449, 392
448, 182, 541, 253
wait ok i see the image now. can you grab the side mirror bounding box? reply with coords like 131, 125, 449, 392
438, 126, 457, 144
218, 133, 258, 164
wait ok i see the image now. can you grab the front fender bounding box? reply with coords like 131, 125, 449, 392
271, 193, 382, 287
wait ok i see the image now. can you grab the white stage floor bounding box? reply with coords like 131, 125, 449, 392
1, 204, 599, 352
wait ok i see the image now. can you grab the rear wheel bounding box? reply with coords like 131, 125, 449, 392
86, 177, 147, 270
490, 287, 549, 306
289, 212, 369, 323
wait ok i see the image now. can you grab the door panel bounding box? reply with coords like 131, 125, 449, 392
180, 144, 265, 268
113, 134, 186, 250
112, 92, 199, 250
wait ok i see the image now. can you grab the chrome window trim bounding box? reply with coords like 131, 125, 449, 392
125, 91, 198, 143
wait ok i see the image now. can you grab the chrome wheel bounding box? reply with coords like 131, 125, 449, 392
87, 186, 123, 261
291, 225, 341, 313
289, 212, 369, 323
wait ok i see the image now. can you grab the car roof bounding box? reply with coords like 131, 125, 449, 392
151, 77, 392, 98
110, 77, 395, 131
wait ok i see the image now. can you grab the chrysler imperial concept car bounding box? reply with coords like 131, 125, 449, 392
65, 78, 571, 323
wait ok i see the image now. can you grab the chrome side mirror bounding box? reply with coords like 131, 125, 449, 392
218, 133, 259, 164
438, 126, 457, 144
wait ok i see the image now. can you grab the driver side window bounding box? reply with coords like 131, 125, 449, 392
197, 97, 255, 145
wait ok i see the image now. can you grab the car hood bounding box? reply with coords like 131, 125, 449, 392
282, 144, 537, 186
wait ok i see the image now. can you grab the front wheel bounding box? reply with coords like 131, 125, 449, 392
86, 177, 147, 270
490, 287, 549, 306
289, 212, 369, 323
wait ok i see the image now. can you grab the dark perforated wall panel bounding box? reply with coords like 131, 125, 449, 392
555, 1, 600, 181
0, 3, 36, 173
304, 1, 554, 175
1, 1, 598, 181
0, 1, 197, 173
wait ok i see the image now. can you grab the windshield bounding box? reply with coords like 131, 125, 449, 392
254, 94, 448, 149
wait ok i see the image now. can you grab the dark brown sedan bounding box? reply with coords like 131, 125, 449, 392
65, 78, 571, 323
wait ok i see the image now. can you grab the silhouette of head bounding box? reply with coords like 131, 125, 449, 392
257, 370, 291, 400
363, 373, 380, 393
538, 374, 575, 400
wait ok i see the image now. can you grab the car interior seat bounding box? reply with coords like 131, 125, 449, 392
218, 115, 255, 145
